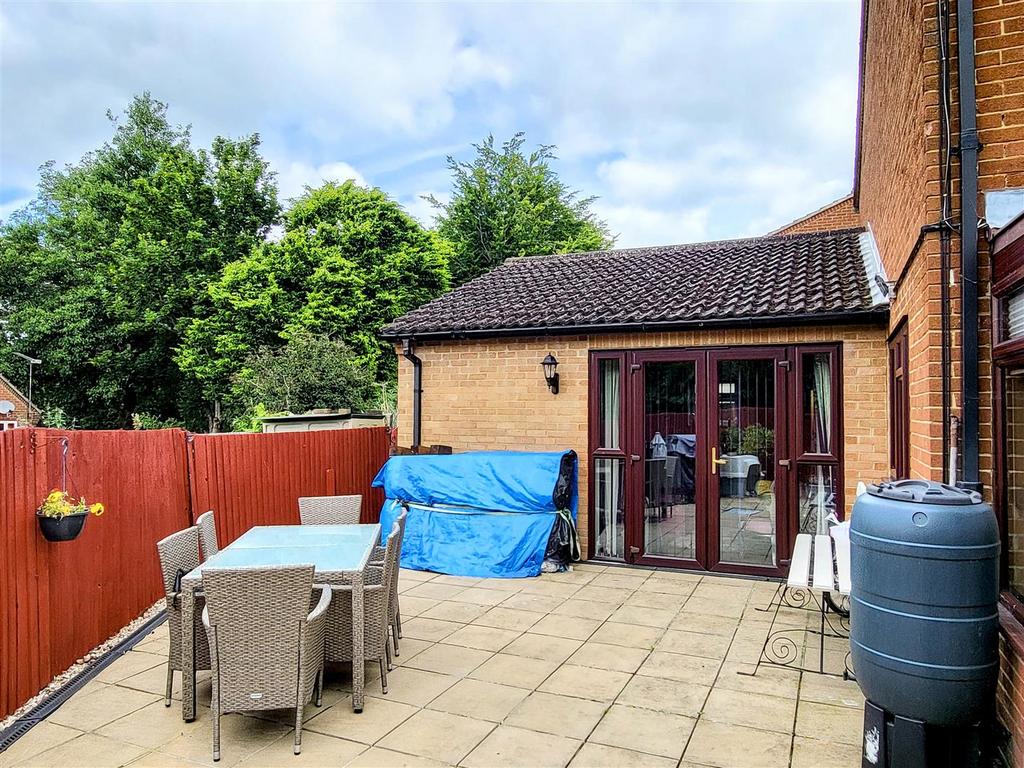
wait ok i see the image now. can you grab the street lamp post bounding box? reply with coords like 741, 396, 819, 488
12, 352, 41, 420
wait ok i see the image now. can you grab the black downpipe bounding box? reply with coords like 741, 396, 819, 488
939, 0, 953, 480
402, 339, 422, 450
957, 0, 982, 491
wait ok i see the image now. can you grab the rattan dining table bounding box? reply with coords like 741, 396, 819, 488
178, 523, 381, 721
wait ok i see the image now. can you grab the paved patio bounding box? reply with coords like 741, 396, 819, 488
2, 565, 864, 768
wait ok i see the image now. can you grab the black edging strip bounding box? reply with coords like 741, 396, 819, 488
0, 611, 167, 754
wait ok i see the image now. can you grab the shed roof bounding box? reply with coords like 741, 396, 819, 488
382, 227, 888, 340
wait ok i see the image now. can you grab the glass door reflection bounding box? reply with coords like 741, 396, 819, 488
642, 360, 699, 561
713, 356, 778, 568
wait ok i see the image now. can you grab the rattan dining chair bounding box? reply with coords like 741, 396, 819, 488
201, 565, 331, 762
298, 495, 363, 525
156, 527, 212, 707
371, 507, 408, 658
323, 521, 401, 693
196, 510, 219, 559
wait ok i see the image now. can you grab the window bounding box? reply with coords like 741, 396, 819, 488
888, 322, 910, 479
598, 358, 621, 450
0, 421, 16, 431
1005, 371, 1024, 601
993, 221, 1024, 621
590, 353, 626, 560
796, 347, 842, 535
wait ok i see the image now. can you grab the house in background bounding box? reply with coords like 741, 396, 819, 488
384, 0, 1024, 759
0, 373, 39, 430
384, 228, 890, 576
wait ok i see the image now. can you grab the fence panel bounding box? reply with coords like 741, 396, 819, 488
0, 428, 192, 720
0, 425, 390, 720
186, 427, 390, 547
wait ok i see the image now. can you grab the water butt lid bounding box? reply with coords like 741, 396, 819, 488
867, 479, 982, 506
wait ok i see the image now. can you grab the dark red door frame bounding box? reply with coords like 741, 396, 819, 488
706, 347, 789, 578
587, 342, 842, 578
628, 348, 707, 570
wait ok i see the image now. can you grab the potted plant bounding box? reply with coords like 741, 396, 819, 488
36, 489, 104, 542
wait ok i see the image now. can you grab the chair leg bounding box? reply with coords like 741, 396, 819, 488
165, 662, 174, 707
392, 616, 401, 656
294, 702, 304, 755
386, 636, 394, 671
212, 709, 221, 763
379, 658, 389, 695
396, 607, 402, 639
314, 669, 323, 707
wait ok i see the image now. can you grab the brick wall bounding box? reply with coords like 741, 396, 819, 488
856, 0, 1024, 759
772, 195, 861, 235
0, 376, 36, 426
396, 325, 889, 557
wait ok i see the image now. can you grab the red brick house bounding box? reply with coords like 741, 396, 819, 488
0, 374, 39, 430
385, 0, 1024, 758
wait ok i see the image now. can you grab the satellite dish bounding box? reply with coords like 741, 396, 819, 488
0, 400, 15, 415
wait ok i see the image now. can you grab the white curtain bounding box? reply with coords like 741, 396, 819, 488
812, 355, 833, 534
814, 355, 832, 453
601, 360, 620, 449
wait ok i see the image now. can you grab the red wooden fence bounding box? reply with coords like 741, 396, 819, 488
187, 428, 390, 546
0, 428, 192, 720
0, 426, 390, 719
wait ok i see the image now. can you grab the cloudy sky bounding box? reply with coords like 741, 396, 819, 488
1, 1, 862, 248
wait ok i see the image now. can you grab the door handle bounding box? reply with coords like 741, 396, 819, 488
778, 459, 792, 468
630, 454, 641, 463
711, 447, 728, 474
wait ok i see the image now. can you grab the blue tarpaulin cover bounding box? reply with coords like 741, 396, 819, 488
372, 451, 577, 578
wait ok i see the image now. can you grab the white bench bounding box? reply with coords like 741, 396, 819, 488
787, 529, 851, 597
744, 525, 853, 678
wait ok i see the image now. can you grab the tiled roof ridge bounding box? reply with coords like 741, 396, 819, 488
507, 226, 868, 264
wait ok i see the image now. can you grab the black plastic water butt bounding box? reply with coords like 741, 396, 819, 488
850, 479, 1000, 767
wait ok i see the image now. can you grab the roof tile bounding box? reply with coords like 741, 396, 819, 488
383, 227, 885, 338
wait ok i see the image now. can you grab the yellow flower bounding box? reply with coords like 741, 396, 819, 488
89, 503, 104, 517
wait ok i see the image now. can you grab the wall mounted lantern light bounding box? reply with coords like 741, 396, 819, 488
541, 354, 560, 394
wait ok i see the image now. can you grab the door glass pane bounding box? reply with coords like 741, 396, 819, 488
802, 353, 833, 455
643, 361, 697, 560
594, 457, 625, 560
798, 464, 837, 535
717, 359, 776, 566
598, 358, 621, 449
1005, 371, 1024, 600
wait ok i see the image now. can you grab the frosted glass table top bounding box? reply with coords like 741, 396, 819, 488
184, 524, 380, 583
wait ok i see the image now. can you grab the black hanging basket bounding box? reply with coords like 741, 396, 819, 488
36, 512, 88, 542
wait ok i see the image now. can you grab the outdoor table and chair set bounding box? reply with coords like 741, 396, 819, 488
155, 496, 408, 762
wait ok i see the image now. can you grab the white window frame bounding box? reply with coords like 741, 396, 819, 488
0, 421, 18, 431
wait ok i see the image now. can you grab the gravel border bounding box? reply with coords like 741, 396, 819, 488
0, 601, 164, 732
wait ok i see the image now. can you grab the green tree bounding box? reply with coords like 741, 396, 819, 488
230, 333, 377, 426
178, 180, 450, 426
0, 93, 279, 429
428, 133, 613, 285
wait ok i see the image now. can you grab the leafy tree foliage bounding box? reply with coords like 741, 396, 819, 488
230, 333, 377, 427
177, 181, 450, 426
428, 133, 613, 285
0, 93, 279, 428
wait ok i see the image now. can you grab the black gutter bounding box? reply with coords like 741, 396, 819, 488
957, 0, 982, 492
401, 339, 422, 450
382, 308, 890, 343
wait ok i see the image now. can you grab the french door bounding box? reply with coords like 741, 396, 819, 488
590, 346, 799, 578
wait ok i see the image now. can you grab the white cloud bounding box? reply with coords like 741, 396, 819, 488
595, 203, 711, 249
275, 161, 367, 204
1, 1, 863, 247
401, 191, 446, 229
